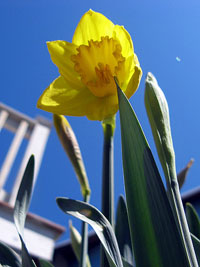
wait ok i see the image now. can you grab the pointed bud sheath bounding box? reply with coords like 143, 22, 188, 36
177, 159, 194, 189
53, 114, 91, 197
144, 73, 176, 183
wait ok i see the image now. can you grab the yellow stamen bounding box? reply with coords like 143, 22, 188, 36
71, 36, 125, 97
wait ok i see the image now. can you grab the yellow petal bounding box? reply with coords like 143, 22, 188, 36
116, 55, 134, 91
37, 76, 95, 116
133, 53, 140, 66
125, 63, 142, 99
37, 76, 120, 121
113, 25, 134, 58
85, 94, 118, 121
47, 41, 82, 88
72, 10, 114, 46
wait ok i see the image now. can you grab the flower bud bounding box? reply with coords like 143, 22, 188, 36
53, 114, 91, 197
144, 72, 176, 182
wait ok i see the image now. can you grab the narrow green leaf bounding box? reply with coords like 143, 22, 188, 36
14, 155, 34, 236
56, 197, 123, 267
69, 221, 91, 267
122, 257, 135, 267
144, 73, 197, 266
13, 155, 36, 267
115, 195, 133, 265
79, 194, 90, 267
186, 203, 200, 239
39, 259, 54, 267
0, 242, 21, 267
19, 235, 36, 267
117, 84, 190, 267
191, 234, 200, 265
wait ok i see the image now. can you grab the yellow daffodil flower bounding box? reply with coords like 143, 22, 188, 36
37, 10, 142, 121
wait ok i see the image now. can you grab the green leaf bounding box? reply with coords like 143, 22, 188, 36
122, 257, 135, 267
116, 83, 190, 267
0, 242, 21, 267
115, 196, 133, 265
186, 203, 200, 239
39, 259, 54, 267
191, 234, 200, 265
14, 155, 34, 236
13, 155, 36, 267
69, 221, 91, 267
19, 235, 36, 267
56, 198, 123, 267
144, 73, 197, 266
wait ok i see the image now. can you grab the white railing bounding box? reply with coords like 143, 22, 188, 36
0, 102, 51, 206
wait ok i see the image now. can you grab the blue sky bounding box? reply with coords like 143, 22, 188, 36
1, 0, 200, 242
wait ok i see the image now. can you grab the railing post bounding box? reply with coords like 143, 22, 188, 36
0, 110, 9, 132
0, 120, 28, 189
9, 121, 51, 205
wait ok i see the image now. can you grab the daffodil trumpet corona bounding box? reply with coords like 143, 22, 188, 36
37, 10, 142, 121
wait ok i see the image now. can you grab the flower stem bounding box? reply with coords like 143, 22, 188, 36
100, 120, 115, 267
79, 194, 90, 267
167, 166, 198, 267
101, 122, 115, 225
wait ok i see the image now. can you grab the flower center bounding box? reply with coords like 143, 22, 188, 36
71, 36, 125, 97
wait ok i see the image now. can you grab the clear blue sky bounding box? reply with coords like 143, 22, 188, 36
1, 0, 200, 242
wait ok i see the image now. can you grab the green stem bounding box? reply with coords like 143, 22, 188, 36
79, 194, 90, 267
100, 122, 115, 267
101, 123, 114, 225
167, 166, 198, 267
